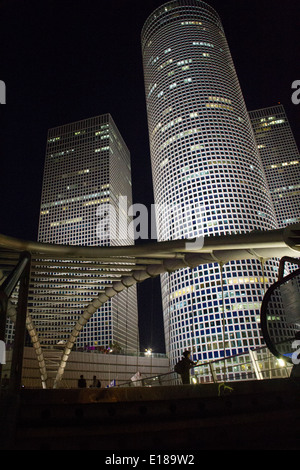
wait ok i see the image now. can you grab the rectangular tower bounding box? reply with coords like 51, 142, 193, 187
37, 114, 139, 352
249, 105, 300, 228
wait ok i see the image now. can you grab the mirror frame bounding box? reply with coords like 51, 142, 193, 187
261, 260, 300, 363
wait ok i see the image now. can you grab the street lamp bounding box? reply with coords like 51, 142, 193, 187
145, 348, 153, 376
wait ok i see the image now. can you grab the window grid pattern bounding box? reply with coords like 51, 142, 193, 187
37, 114, 138, 351
249, 105, 300, 227
142, 0, 279, 367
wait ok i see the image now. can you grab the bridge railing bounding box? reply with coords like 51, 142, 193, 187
117, 345, 293, 388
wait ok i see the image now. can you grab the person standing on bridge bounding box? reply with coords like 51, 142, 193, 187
78, 375, 87, 388
175, 350, 197, 384
90, 375, 101, 388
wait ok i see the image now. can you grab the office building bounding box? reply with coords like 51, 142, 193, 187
37, 114, 139, 352
249, 105, 300, 227
141, 0, 280, 369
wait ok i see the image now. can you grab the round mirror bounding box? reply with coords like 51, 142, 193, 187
261, 264, 300, 364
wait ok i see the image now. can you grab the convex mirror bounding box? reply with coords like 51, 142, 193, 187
261, 258, 300, 365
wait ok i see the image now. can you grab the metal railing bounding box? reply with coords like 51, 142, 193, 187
118, 345, 293, 388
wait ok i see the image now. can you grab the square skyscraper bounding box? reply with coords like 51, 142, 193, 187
249, 105, 300, 228
37, 114, 139, 352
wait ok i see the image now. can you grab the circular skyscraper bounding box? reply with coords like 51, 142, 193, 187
142, 0, 279, 372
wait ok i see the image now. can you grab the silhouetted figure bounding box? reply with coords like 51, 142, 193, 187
175, 350, 197, 384
90, 375, 101, 388
78, 374, 87, 388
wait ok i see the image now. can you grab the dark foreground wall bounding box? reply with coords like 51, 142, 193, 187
1, 378, 299, 450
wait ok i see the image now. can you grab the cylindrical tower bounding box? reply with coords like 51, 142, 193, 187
142, 0, 279, 372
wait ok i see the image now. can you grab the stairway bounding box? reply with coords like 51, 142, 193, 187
42, 348, 63, 382
34, 347, 65, 388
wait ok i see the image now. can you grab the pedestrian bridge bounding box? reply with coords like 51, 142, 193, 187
0, 224, 299, 450
0, 224, 299, 390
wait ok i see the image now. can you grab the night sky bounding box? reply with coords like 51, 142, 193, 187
0, 0, 299, 352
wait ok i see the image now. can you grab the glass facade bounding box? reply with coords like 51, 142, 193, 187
249, 105, 300, 228
37, 114, 139, 352
142, 0, 280, 369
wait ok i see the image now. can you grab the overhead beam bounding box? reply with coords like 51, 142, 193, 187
0, 224, 299, 388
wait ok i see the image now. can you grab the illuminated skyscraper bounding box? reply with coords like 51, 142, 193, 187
142, 0, 279, 369
249, 105, 300, 227
37, 114, 139, 352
